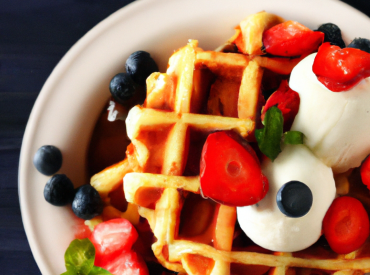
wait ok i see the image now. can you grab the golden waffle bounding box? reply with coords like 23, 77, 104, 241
121, 39, 255, 274
90, 12, 370, 275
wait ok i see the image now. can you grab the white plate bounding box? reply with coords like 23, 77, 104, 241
19, 0, 370, 274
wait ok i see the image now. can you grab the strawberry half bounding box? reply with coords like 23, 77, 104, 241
313, 42, 370, 91
90, 218, 138, 266
262, 20, 324, 57
261, 80, 300, 131
200, 131, 268, 207
100, 250, 149, 275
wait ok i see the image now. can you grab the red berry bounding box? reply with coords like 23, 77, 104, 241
261, 80, 300, 131
90, 218, 138, 266
361, 156, 370, 190
323, 196, 369, 254
263, 20, 324, 57
313, 42, 370, 92
100, 251, 149, 275
73, 217, 92, 239
200, 131, 268, 207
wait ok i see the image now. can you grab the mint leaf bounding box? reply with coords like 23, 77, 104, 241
88, 266, 113, 275
62, 238, 113, 275
255, 106, 284, 161
284, 131, 304, 145
64, 239, 95, 274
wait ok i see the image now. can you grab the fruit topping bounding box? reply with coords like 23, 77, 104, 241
262, 20, 324, 57
62, 238, 113, 275
90, 218, 138, 266
72, 185, 104, 220
99, 250, 149, 275
316, 23, 345, 48
33, 145, 62, 175
276, 180, 313, 218
361, 155, 370, 190
313, 42, 370, 92
347, 37, 370, 53
109, 73, 136, 104
261, 80, 300, 131
323, 196, 369, 254
199, 131, 268, 207
125, 51, 159, 86
44, 174, 74, 206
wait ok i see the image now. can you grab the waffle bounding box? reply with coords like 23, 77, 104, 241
91, 12, 370, 275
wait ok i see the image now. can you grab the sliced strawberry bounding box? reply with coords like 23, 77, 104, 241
323, 196, 369, 254
361, 156, 370, 190
200, 131, 268, 207
313, 42, 370, 92
100, 250, 149, 275
73, 217, 92, 239
262, 20, 324, 57
90, 218, 138, 266
261, 80, 300, 131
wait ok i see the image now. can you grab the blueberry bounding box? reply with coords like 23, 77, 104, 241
347, 38, 370, 54
44, 174, 74, 206
72, 185, 103, 220
125, 51, 158, 86
316, 23, 345, 48
276, 181, 313, 218
33, 145, 62, 176
109, 73, 136, 104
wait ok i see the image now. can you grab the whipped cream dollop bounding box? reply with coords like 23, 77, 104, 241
290, 53, 370, 173
237, 144, 335, 252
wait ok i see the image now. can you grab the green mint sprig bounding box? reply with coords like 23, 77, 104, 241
255, 106, 304, 161
61, 238, 112, 275
283, 131, 304, 145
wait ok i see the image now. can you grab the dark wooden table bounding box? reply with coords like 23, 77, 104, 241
1, 1, 369, 274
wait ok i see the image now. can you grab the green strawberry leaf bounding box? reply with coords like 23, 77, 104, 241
62, 238, 113, 275
283, 131, 304, 145
255, 106, 284, 161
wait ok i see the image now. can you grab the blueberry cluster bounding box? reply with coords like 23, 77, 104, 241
109, 51, 158, 104
317, 23, 370, 53
33, 145, 103, 220
348, 38, 370, 53
316, 23, 345, 48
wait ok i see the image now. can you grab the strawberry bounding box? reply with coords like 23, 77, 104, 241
313, 42, 370, 92
261, 80, 300, 131
200, 131, 268, 207
100, 250, 149, 275
90, 218, 138, 266
262, 20, 324, 57
323, 196, 369, 254
361, 156, 370, 190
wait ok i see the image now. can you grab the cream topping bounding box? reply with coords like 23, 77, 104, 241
290, 53, 370, 173
237, 145, 335, 252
